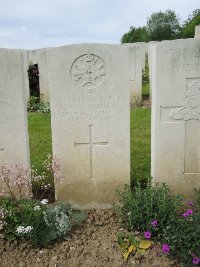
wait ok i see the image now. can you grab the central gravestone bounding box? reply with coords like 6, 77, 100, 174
48, 44, 130, 208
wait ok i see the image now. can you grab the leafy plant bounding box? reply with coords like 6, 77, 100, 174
117, 232, 153, 260
115, 181, 182, 238
27, 96, 50, 113
115, 182, 200, 266
0, 197, 86, 247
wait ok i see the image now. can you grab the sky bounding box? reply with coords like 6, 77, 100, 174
0, 0, 199, 49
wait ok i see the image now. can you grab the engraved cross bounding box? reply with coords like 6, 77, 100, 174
160, 78, 200, 174
74, 124, 108, 179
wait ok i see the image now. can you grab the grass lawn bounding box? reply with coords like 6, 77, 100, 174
28, 113, 52, 175
28, 108, 151, 185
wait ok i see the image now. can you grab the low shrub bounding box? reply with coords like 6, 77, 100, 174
27, 96, 50, 113
0, 197, 85, 247
0, 155, 86, 247
115, 181, 200, 266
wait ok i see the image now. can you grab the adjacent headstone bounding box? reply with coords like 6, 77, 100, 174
123, 44, 144, 104
195, 25, 200, 39
0, 48, 30, 195
48, 44, 130, 208
27, 48, 50, 102
148, 41, 160, 99
151, 39, 200, 198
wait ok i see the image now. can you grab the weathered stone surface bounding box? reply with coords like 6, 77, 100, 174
0, 49, 30, 196
151, 39, 200, 198
0, 48, 30, 165
48, 44, 130, 208
123, 43, 145, 104
195, 25, 200, 39
147, 41, 160, 100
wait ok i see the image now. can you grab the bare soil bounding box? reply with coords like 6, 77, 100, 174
0, 210, 177, 267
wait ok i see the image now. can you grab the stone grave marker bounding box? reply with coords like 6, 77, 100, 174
48, 44, 130, 208
195, 25, 200, 39
27, 48, 50, 103
123, 43, 144, 104
151, 39, 200, 198
0, 48, 30, 196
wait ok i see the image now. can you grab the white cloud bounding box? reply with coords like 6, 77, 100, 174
0, 0, 199, 49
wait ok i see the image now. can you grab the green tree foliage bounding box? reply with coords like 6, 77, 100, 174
121, 26, 149, 43
146, 10, 181, 41
181, 9, 200, 38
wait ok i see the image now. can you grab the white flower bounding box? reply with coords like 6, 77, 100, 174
16, 226, 25, 234
16, 226, 33, 234
34, 205, 41, 211
41, 199, 48, 205
24, 226, 33, 233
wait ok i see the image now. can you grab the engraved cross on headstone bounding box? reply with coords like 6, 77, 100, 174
74, 124, 108, 179
160, 78, 200, 174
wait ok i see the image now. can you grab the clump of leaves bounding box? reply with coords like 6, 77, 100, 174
0, 197, 86, 247
114, 180, 182, 240
117, 232, 153, 260
27, 96, 50, 113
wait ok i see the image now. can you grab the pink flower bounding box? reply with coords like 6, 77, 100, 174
144, 231, 151, 239
151, 219, 158, 227
162, 243, 170, 254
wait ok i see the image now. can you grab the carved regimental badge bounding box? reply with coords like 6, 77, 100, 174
169, 79, 200, 121
71, 54, 106, 90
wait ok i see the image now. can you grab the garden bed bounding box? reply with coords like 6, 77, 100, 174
0, 209, 174, 267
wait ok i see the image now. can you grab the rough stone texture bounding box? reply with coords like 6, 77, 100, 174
195, 25, 200, 39
48, 44, 130, 208
123, 44, 144, 104
147, 41, 160, 100
151, 39, 200, 198
0, 49, 30, 196
27, 48, 50, 102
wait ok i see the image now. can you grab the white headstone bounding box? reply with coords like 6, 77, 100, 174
48, 44, 130, 208
0, 49, 30, 195
123, 44, 144, 104
148, 41, 160, 99
28, 48, 50, 103
194, 25, 200, 39
151, 39, 200, 198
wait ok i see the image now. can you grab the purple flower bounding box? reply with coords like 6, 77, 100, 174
182, 212, 189, 218
144, 231, 151, 239
151, 219, 158, 227
162, 243, 170, 254
187, 209, 193, 215
182, 209, 193, 218
187, 200, 194, 206
192, 257, 200, 265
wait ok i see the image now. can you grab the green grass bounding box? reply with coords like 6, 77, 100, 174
142, 82, 150, 96
130, 108, 151, 185
28, 113, 52, 174
28, 109, 151, 185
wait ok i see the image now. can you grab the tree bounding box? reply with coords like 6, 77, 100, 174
146, 10, 181, 41
181, 9, 200, 38
121, 26, 149, 43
